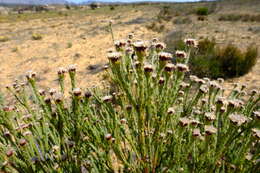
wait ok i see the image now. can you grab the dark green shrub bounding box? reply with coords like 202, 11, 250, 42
196, 7, 209, 16
170, 38, 258, 79
219, 14, 260, 22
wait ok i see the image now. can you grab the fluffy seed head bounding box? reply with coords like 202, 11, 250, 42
184, 38, 198, 47
167, 107, 175, 115
19, 138, 27, 146
252, 128, 260, 139
179, 117, 190, 127
175, 50, 187, 58
133, 41, 148, 52
164, 63, 175, 72
229, 114, 248, 126
205, 112, 216, 121
105, 133, 112, 140
53, 92, 63, 103
68, 64, 76, 73
253, 111, 260, 120
120, 118, 127, 124
144, 64, 153, 73
107, 52, 122, 63
176, 63, 189, 72
102, 95, 113, 103
57, 67, 67, 75
26, 70, 37, 81
72, 88, 82, 97
114, 40, 127, 51
155, 42, 166, 52
6, 149, 14, 157
84, 91, 92, 98
159, 77, 165, 85
192, 128, 201, 137
158, 52, 172, 61
205, 125, 217, 135
128, 33, 134, 39
199, 85, 209, 94
49, 88, 57, 96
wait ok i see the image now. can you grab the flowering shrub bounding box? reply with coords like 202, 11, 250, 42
0, 35, 259, 172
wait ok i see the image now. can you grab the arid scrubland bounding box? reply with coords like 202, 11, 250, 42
0, 0, 259, 96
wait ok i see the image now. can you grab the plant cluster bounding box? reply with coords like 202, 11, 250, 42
0, 36, 9, 42
167, 38, 258, 79
0, 35, 259, 172
32, 33, 43, 41
219, 14, 260, 22
196, 7, 209, 16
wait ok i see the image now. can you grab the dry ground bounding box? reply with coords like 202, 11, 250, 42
0, 1, 259, 97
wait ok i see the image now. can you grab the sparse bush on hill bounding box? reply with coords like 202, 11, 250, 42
0, 36, 9, 42
31, 33, 43, 40
196, 7, 209, 16
219, 14, 260, 22
0, 33, 259, 172
173, 17, 192, 24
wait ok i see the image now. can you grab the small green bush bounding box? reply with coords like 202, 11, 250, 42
196, 7, 209, 16
171, 38, 258, 79
219, 14, 260, 22
0, 36, 9, 42
32, 33, 43, 40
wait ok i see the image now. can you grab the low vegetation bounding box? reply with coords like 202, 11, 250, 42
0, 36, 9, 42
219, 14, 260, 22
0, 34, 259, 172
196, 7, 209, 16
31, 33, 43, 40
166, 38, 258, 79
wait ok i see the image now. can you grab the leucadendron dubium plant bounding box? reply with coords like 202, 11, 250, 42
0, 33, 259, 172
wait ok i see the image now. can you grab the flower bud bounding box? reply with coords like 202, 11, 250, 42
68, 64, 76, 73
6, 149, 14, 157
192, 128, 201, 137
102, 95, 113, 103
26, 70, 37, 81
105, 133, 112, 140
107, 52, 122, 63
176, 63, 189, 72
114, 40, 127, 51
229, 114, 248, 126
57, 67, 67, 76
133, 41, 148, 60
167, 107, 175, 115
144, 64, 153, 73
84, 91, 92, 98
158, 52, 172, 62
19, 138, 27, 146
175, 50, 187, 58
155, 42, 166, 52
72, 88, 82, 97
159, 77, 165, 85
179, 117, 190, 127
205, 125, 217, 135
184, 38, 198, 47
164, 63, 175, 72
